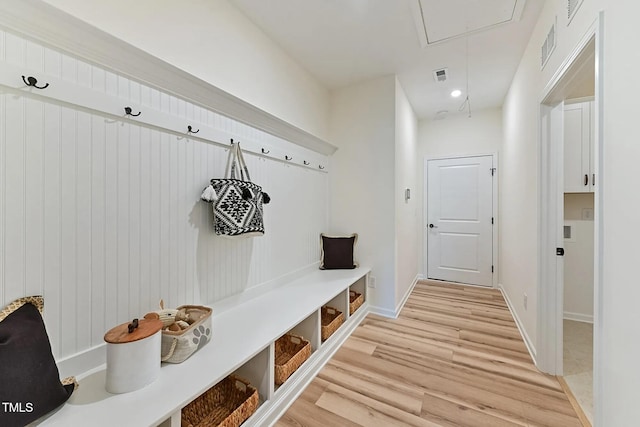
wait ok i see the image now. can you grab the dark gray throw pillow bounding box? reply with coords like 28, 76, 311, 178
320, 233, 358, 269
0, 297, 76, 427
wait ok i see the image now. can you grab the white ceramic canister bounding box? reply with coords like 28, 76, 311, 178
104, 316, 163, 394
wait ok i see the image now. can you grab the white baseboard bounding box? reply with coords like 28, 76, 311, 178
251, 303, 370, 427
498, 283, 537, 364
56, 343, 106, 380
369, 274, 422, 319
563, 311, 594, 323
395, 274, 421, 315
368, 305, 397, 318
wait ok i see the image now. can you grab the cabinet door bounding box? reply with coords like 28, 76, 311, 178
564, 102, 590, 193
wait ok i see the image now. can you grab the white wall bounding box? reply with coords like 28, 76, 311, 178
394, 79, 420, 307
0, 29, 329, 360
501, 56, 540, 350
500, 0, 604, 355
564, 194, 594, 321
328, 76, 396, 313
41, 0, 330, 140
600, 1, 640, 424
503, 0, 640, 424
418, 108, 502, 159
563, 223, 594, 322
418, 108, 502, 280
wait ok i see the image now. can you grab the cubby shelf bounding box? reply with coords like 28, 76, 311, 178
42, 267, 370, 427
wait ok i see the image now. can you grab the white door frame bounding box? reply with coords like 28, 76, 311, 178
538, 12, 604, 426
538, 101, 565, 375
423, 152, 499, 288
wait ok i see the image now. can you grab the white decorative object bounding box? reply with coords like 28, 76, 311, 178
104, 317, 163, 394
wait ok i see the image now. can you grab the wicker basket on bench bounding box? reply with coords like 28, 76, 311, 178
321, 306, 344, 342
181, 375, 258, 427
274, 333, 311, 385
349, 290, 364, 315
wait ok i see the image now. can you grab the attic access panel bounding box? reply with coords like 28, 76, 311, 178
412, 0, 527, 46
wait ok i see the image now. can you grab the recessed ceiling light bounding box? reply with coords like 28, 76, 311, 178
451, 89, 462, 98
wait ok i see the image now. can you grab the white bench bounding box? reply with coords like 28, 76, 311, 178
41, 267, 371, 427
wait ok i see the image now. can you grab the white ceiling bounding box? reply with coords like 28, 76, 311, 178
228, 0, 544, 120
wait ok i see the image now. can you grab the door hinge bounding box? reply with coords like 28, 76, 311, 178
491, 265, 494, 273
490, 167, 496, 176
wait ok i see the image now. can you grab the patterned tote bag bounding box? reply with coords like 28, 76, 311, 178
202, 141, 270, 237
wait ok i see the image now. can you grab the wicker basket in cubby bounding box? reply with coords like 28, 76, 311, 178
349, 290, 364, 315
321, 306, 344, 342
274, 333, 311, 385
181, 374, 258, 427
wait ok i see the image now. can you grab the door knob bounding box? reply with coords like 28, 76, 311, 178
428, 224, 438, 229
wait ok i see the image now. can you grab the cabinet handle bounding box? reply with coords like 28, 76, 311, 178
592, 174, 595, 186
584, 174, 589, 186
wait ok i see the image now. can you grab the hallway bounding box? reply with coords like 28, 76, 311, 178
277, 281, 582, 426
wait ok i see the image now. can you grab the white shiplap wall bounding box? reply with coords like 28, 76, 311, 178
0, 29, 328, 360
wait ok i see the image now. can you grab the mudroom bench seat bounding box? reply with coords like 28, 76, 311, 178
42, 267, 370, 427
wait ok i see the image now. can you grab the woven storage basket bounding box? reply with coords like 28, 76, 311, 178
321, 306, 344, 342
349, 291, 364, 315
181, 375, 258, 427
274, 333, 311, 385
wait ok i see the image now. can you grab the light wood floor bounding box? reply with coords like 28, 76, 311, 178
276, 280, 582, 427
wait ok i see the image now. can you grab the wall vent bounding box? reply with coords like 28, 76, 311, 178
567, 0, 584, 25
432, 68, 448, 83
540, 18, 557, 69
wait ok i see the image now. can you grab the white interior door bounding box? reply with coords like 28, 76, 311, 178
426, 155, 494, 286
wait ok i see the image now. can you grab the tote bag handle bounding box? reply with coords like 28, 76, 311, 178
224, 141, 252, 182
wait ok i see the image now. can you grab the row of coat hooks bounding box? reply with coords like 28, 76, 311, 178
254, 143, 325, 169
123, 112, 326, 169
21, 75, 326, 170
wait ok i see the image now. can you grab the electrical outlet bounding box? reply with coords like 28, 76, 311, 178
524, 293, 528, 310
368, 276, 376, 289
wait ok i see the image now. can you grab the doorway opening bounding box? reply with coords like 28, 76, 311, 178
538, 14, 603, 426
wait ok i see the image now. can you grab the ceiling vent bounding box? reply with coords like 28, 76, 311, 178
540, 18, 557, 69
434, 110, 449, 120
433, 68, 448, 83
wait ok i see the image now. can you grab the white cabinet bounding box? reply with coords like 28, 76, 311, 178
564, 100, 595, 193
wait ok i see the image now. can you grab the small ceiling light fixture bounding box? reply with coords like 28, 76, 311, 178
451, 89, 462, 98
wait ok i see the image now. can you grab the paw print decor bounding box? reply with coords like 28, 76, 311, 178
159, 305, 213, 363
192, 325, 211, 351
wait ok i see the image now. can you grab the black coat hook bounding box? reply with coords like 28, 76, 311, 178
187, 125, 199, 134
285, 155, 293, 161
124, 107, 141, 117
261, 148, 270, 154
303, 160, 310, 165
319, 165, 325, 170
22, 75, 49, 89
